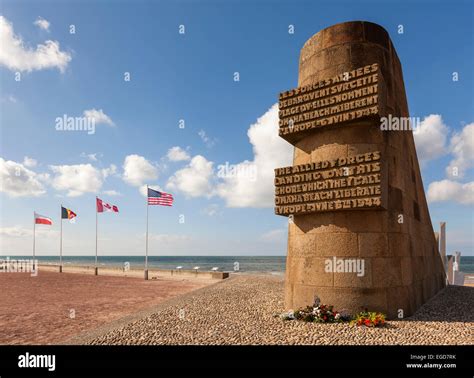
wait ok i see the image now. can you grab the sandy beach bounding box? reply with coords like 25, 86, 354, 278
0, 268, 216, 345
82, 275, 473, 346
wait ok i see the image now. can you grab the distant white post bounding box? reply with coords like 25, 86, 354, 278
145, 185, 149, 280
33, 211, 36, 269
440, 222, 447, 272
95, 196, 98, 275
60, 205, 63, 273
454, 251, 461, 271
453, 251, 464, 286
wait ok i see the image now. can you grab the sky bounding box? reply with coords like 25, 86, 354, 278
0, 0, 473, 257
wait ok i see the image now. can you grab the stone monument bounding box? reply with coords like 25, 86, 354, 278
275, 21, 446, 318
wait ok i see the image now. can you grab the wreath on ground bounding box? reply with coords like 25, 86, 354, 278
278, 297, 386, 327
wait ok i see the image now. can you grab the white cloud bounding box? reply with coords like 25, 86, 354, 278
201, 204, 220, 216
0, 158, 47, 197
0, 225, 58, 237
165, 104, 293, 207
0, 225, 30, 237
83, 109, 115, 127
216, 103, 293, 207
427, 180, 474, 205
1, 94, 17, 103
50, 163, 104, 197
34, 17, 50, 32
0, 15, 71, 73
102, 190, 121, 196
122, 155, 158, 187
149, 233, 191, 244
260, 228, 287, 242
198, 129, 216, 148
81, 152, 101, 162
167, 146, 190, 162
167, 155, 214, 198
413, 114, 449, 163
101, 164, 117, 178
445, 123, 474, 179
23, 156, 37, 168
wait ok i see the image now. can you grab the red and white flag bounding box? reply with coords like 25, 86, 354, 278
96, 197, 119, 213
35, 212, 53, 225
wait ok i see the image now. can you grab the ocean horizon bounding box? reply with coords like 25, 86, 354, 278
3, 255, 287, 274
3, 255, 474, 274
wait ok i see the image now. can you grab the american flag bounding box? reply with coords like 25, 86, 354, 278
148, 188, 174, 206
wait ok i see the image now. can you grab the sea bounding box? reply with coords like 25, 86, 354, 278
4, 255, 287, 274
4, 255, 474, 274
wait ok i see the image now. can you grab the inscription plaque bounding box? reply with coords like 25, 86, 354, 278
279, 63, 382, 143
274, 151, 385, 215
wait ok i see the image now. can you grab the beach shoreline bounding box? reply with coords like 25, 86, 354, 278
38, 263, 230, 281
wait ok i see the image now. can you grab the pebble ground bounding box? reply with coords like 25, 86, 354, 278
87, 275, 473, 345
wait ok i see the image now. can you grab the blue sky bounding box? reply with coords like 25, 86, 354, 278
0, 0, 473, 256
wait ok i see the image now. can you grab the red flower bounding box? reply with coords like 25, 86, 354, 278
364, 319, 371, 326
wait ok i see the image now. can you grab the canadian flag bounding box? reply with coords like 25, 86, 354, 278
96, 197, 119, 213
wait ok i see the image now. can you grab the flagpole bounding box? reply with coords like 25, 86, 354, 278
95, 197, 98, 276
33, 211, 36, 270
145, 185, 149, 280
59, 205, 63, 273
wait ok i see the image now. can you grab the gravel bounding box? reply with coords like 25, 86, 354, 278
87, 275, 473, 345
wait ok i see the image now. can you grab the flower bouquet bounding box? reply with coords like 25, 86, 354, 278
351, 310, 386, 327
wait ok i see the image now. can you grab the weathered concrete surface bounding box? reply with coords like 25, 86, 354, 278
283, 21, 445, 318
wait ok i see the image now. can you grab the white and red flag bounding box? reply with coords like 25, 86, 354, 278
96, 197, 119, 213
34, 212, 53, 225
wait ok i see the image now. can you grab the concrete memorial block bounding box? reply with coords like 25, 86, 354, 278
276, 21, 446, 318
